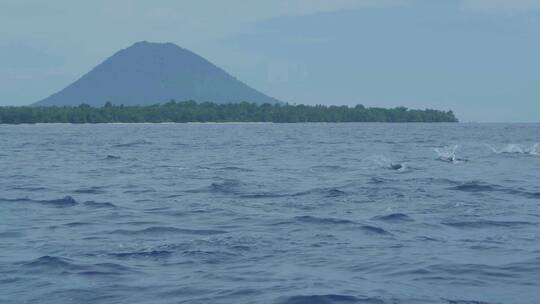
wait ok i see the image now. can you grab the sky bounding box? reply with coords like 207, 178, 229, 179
1, 0, 539, 122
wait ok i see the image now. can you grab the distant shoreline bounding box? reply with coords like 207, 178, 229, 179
3, 122, 538, 125
0, 122, 464, 126
0, 101, 458, 124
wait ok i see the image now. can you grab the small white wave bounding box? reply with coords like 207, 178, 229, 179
530, 143, 540, 155
372, 155, 406, 171
487, 144, 524, 154
487, 143, 539, 155
372, 155, 392, 167
434, 145, 461, 163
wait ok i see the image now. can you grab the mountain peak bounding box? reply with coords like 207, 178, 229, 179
130, 41, 180, 49
35, 42, 281, 106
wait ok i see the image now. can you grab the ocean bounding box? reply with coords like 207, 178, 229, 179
1, 123, 539, 304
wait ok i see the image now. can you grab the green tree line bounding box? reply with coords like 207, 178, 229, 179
0, 101, 458, 124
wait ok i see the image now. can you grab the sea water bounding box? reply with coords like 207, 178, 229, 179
1, 123, 539, 304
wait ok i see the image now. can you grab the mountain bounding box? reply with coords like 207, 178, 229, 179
34, 41, 281, 106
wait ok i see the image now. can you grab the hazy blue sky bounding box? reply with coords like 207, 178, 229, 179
1, 0, 539, 122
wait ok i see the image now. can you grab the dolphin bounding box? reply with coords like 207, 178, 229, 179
439, 154, 466, 163
389, 163, 404, 170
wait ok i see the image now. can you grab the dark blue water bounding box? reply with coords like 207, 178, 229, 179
1, 123, 540, 304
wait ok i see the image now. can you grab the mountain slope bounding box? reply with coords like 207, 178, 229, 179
34, 41, 281, 106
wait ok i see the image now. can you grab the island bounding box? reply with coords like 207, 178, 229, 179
0, 101, 458, 124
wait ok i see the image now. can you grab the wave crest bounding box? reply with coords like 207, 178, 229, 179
278, 294, 384, 304
487, 143, 539, 155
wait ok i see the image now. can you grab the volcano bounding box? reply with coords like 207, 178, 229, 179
35, 41, 281, 106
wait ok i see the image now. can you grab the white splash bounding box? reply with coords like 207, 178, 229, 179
434, 145, 458, 163
372, 155, 407, 171
529, 143, 539, 155
487, 143, 539, 155
487, 144, 524, 154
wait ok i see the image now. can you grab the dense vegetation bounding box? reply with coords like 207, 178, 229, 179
0, 101, 458, 124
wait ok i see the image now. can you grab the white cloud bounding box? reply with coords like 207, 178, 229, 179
460, 0, 540, 14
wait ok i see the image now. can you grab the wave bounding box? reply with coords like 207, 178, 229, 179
373, 213, 414, 222
22, 256, 133, 276
2, 196, 80, 207
442, 299, 493, 304
449, 181, 540, 199
195, 180, 349, 199
271, 217, 392, 235
371, 155, 407, 171
309, 165, 346, 172
186, 179, 253, 196
197, 165, 253, 172
23, 256, 80, 271
501, 257, 540, 274
3, 196, 115, 209
10, 186, 48, 192
104, 155, 121, 160
209, 179, 243, 195
219, 166, 253, 172
323, 188, 348, 197
429, 262, 524, 282
450, 182, 498, 193
0, 231, 23, 238
88, 262, 132, 272
77, 262, 134, 276
360, 225, 393, 235
292, 188, 348, 198
368, 177, 387, 184
74, 186, 106, 194
294, 215, 356, 225
415, 236, 442, 242
109, 250, 173, 259
434, 145, 465, 163
277, 294, 384, 304
240, 192, 292, 199
487, 143, 539, 155
83, 201, 118, 209
110, 226, 227, 236
112, 140, 152, 148
533, 143, 540, 155
63, 222, 92, 227
0, 197, 31, 203
42, 196, 79, 207
45, 195, 79, 207
179, 249, 238, 264
442, 220, 533, 229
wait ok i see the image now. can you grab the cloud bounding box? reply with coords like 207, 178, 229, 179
460, 0, 540, 14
